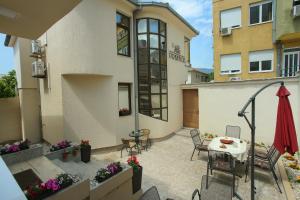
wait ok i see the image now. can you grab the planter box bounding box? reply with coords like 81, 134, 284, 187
45, 145, 80, 162
1, 144, 43, 166
90, 167, 136, 200
132, 167, 143, 194
45, 179, 90, 200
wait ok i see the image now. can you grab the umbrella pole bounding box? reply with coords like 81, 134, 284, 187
238, 80, 284, 200
251, 99, 255, 200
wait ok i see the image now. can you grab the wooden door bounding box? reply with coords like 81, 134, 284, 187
183, 89, 199, 128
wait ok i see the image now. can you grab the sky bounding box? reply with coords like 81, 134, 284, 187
0, 0, 213, 74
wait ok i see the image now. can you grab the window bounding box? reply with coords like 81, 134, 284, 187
220, 54, 241, 74
220, 7, 241, 29
282, 48, 300, 77
116, 12, 130, 56
118, 83, 131, 116
249, 1, 272, 25
137, 18, 168, 121
184, 37, 191, 65
249, 50, 273, 72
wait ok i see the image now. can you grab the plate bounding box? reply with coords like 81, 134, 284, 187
220, 139, 233, 144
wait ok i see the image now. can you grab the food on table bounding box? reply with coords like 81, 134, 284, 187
219, 144, 226, 149
284, 154, 295, 161
288, 162, 300, 170
220, 138, 233, 144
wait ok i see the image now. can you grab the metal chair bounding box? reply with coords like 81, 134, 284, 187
120, 138, 136, 158
140, 129, 151, 151
190, 129, 208, 160
225, 125, 241, 139
245, 146, 282, 193
139, 186, 160, 200
192, 151, 234, 200
208, 150, 234, 177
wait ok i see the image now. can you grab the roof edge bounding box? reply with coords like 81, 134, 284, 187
128, 1, 199, 36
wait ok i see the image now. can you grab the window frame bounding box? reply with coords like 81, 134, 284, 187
118, 83, 132, 117
116, 12, 131, 57
249, 1, 273, 26
248, 50, 274, 73
137, 18, 168, 122
220, 53, 242, 75
219, 6, 242, 30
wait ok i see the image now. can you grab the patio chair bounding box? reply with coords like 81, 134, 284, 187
120, 138, 136, 158
208, 150, 234, 177
225, 125, 241, 139
138, 186, 175, 200
190, 129, 208, 160
140, 129, 151, 151
192, 151, 234, 200
244, 146, 282, 193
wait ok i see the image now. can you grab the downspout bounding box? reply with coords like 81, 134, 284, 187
133, 5, 142, 132
273, 0, 282, 77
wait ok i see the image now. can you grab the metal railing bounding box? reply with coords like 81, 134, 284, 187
281, 65, 300, 77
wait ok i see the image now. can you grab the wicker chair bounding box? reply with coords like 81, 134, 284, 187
190, 129, 208, 160
120, 138, 136, 158
140, 129, 151, 151
192, 151, 234, 200
245, 146, 282, 193
225, 125, 241, 139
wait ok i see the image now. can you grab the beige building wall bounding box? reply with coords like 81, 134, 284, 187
0, 97, 22, 143
136, 7, 194, 138
39, 0, 136, 147
213, 0, 277, 82
38, 0, 196, 147
12, 38, 41, 143
182, 77, 300, 145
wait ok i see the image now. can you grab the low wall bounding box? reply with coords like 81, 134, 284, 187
46, 179, 90, 200
45, 145, 81, 162
90, 167, 135, 200
0, 97, 22, 143
1, 144, 43, 166
182, 76, 300, 145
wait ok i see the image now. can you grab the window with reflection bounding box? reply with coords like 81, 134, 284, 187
116, 12, 130, 56
137, 18, 168, 121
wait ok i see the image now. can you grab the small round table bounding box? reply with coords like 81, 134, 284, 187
208, 136, 247, 200
129, 130, 144, 154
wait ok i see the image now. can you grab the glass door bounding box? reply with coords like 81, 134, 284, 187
282, 49, 300, 77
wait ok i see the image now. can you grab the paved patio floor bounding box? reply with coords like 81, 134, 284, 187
58, 128, 285, 200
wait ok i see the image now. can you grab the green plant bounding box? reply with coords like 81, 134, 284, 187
127, 156, 141, 172
0, 70, 17, 98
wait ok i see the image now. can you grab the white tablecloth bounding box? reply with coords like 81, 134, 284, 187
208, 137, 248, 161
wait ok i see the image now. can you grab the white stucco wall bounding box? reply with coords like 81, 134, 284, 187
13, 38, 41, 143
39, 0, 136, 146
183, 77, 300, 146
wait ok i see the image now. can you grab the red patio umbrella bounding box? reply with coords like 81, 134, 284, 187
274, 85, 299, 155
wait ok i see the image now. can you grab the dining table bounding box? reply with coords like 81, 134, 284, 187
208, 136, 247, 200
129, 130, 144, 154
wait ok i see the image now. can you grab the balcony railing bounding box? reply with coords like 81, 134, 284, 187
281, 65, 300, 77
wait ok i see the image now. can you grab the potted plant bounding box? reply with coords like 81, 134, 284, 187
94, 162, 123, 183
80, 140, 91, 163
127, 156, 142, 193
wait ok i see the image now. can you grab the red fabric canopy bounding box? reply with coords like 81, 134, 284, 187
274, 86, 298, 155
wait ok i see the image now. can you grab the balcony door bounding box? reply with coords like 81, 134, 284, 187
282, 48, 300, 77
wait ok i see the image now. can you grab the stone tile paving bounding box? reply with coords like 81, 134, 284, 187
91, 128, 288, 200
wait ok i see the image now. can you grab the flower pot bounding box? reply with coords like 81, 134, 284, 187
81, 145, 91, 163
132, 166, 142, 194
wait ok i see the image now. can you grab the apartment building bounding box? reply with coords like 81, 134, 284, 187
213, 0, 300, 82
6, 0, 198, 149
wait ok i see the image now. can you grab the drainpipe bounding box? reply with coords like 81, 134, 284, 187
276, 43, 282, 77
133, 5, 142, 132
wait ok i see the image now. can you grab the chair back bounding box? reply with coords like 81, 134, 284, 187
121, 138, 129, 147
225, 125, 241, 139
139, 186, 161, 200
268, 148, 281, 168
190, 129, 202, 147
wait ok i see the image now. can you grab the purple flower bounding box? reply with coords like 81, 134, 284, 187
7, 144, 20, 153
44, 179, 60, 191
107, 163, 118, 175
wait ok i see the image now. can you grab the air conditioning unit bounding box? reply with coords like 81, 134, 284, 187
293, 5, 300, 18
31, 40, 42, 54
229, 77, 241, 81
32, 60, 46, 78
221, 27, 232, 36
